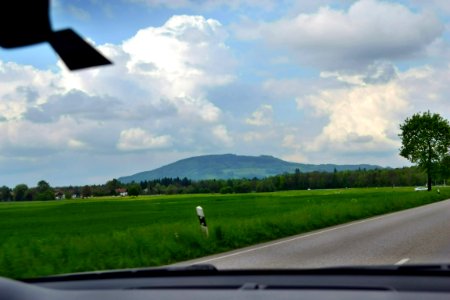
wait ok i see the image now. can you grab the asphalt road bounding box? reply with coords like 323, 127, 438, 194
177, 199, 450, 269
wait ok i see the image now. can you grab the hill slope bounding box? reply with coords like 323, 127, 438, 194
118, 154, 382, 183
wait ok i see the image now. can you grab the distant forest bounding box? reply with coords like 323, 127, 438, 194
129, 166, 431, 195
0, 166, 442, 201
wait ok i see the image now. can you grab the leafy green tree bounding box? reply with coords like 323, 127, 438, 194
152, 183, 165, 194
165, 184, 179, 195
437, 155, 450, 185
399, 111, 450, 191
81, 185, 92, 198
106, 179, 121, 195
35, 180, 54, 201
36, 180, 51, 193
219, 186, 233, 194
64, 190, 73, 200
91, 185, 108, 197
13, 184, 29, 201
35, 190, 55, 201
127, 183, 141, 196
0, 186, 12, 201
255, 180, 275, 192
234, 181, 252, 193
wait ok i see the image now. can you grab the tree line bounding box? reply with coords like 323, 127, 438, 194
0, 166, 438, 201
134, 166, 432, 195
0, 180, 55, 201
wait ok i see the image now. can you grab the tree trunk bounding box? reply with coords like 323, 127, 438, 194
427, 170, 432, 191
427, 143, 432, 191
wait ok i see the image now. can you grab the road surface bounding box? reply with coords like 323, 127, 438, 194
177, 199, 450, 268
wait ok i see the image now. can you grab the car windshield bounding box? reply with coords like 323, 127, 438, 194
1, 0, 450, 280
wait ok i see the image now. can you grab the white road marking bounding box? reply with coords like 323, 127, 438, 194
394, 258, 410, 265
195, 212, 401, 264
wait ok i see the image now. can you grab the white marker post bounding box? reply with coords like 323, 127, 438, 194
196, 206, 209, 237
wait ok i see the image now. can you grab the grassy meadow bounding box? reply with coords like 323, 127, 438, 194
0, 187, 449, 279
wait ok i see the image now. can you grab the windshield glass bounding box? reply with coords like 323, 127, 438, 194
1, 0, 450, 279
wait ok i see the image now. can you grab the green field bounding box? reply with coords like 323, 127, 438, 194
0, 187, 449, 279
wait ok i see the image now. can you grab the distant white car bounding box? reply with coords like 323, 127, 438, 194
414, 187, 427, 191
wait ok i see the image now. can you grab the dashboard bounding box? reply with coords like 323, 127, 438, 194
2, 265, 450, 300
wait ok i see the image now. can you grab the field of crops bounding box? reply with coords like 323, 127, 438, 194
0, 187, 449, 279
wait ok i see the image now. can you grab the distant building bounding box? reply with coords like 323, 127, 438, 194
54, 191, 64, 200
115, 188, 128, 197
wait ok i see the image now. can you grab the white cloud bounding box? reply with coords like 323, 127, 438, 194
238, 0, 443, 70
245, 104, 273, 126
212, 125, 234, 147
0, 61, 64, 121
320, 61, 399, 86
122, 15, 234, 98
0, 117, 93, 157
117, 127, 172, 151
397, 65, 450, 117
169, 96, 221, 123
67, 139, 88, 150
24, 89, 122, 123
281, 134, 297, 149
297, 81, 408, 152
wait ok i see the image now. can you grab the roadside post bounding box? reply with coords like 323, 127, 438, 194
196, 206, 209, 237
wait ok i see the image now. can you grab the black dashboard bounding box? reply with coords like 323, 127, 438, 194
2, 265, 450, 300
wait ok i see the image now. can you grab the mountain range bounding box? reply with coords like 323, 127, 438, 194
118, 154, 383, 183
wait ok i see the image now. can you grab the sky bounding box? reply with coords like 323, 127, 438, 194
1, 0, 450, 187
